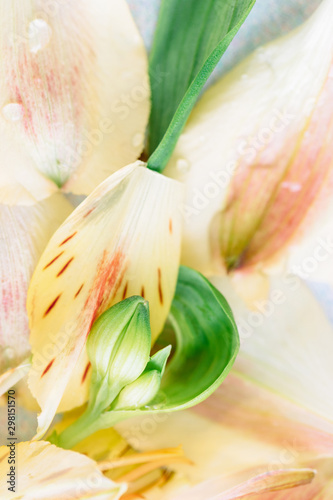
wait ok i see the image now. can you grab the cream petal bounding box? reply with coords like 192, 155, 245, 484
165, 0, 333, 274
0, 192, 73, 373
0, 441, 126, 499
211, 274, 333, 423
27, 162, 182, 437
122, 374, 333, 500
285, 194, 333, 287
63, 0, 150, 195
168, 469, 315, 500
194, 374, 333, 464
0, 120, 57, 205
0, 0, 149, 194
0, 359, 30, 397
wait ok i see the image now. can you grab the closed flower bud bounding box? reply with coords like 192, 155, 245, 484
86, 296, 151, 412
111, 345, 171, 411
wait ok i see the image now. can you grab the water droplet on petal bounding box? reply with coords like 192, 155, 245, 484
132, 132, 144, 148
2, 103, 24, 122
281, 181, 302, 193
28, 19, 52, 53
176, 158, 190, 173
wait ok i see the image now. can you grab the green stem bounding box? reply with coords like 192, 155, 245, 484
50, 408, 124, 450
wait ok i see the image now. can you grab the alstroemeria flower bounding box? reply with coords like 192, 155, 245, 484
165, 0, 333, 283
0, 0, 149, 194
1, 1, 333, 500
26, 162, 182, 437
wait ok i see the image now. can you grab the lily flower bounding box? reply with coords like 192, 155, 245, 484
165, 0, 333, 289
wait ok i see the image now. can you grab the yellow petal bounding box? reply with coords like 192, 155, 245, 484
165, 0, 333, 274
0, 0, 149, 194
27, 162, 182, 437
0, 441, 126, 499
0, 192, 73, 373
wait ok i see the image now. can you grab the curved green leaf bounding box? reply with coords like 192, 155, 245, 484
147, 0, 256, 171
109, 266, 239, 418
52, 266, 239, 448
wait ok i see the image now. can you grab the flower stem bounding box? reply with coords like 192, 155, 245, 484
50, 408, 123, 450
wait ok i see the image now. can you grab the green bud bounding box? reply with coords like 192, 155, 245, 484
146, 344, 172, 376
86, 296, 151, 412
111, 345, 171, 411
112, 369, 161, 410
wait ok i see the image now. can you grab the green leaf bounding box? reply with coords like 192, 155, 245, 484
147, 0, 256, 172
108, 265, 239, 418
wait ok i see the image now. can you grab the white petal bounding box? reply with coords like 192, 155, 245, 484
0, 120, 57, 205
0, 0, 150, 194
211, 274, 333, 423
165, 0, 333, 274
0, 193, 73, 373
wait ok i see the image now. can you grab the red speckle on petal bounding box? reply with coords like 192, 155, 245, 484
158, 268, 163, 305
57, 257, 75, 277
74, 284, 84, 298
122, 282, 128, 300
84, 250, 127, 336
59, 232, 77, 246
83, 207, 95, 218
41, 358, 55, 377
43, 251, 64, 270
81, 362, 91, 384
43, 294, 61, 317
